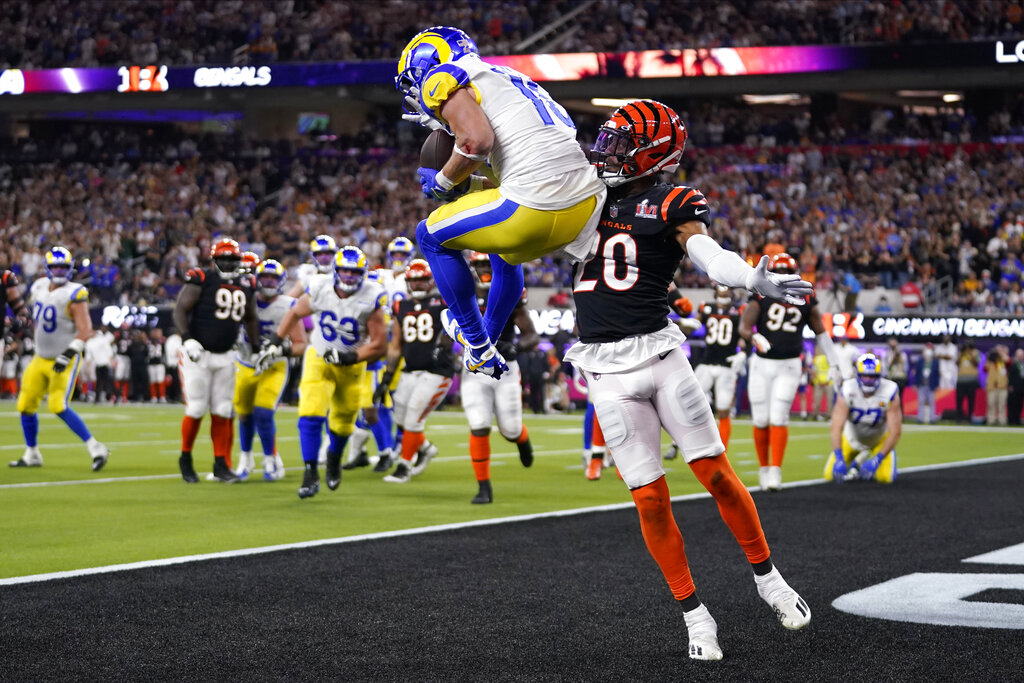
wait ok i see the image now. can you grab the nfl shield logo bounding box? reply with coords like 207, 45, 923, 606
609, 205, 618, 218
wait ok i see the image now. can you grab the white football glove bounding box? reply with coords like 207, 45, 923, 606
253, 344, 283, 376
182, 338, 204, 363
322, 347, 359, 366
727, 351, 747, 375
745, 255, 814, 305
402, 89, 445, 132
751, 333, 772, 354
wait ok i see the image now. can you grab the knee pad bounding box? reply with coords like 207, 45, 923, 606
184, 402, 207, 419
769, 398, 791, 427
675, 375, 713, 427
593, 401, 630, 450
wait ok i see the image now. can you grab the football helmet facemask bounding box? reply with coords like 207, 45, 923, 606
310, 234, 338, 274
856, 353, 882, 394
467, 251, 492, 289
240, 251, 261, 275
44, 246, 75, 285
396, 26, 478, 104
335, 246, 367, 293
210, 238, 242, 279
388, 236, 414, 273
256, 259, 285, 298
714, 284, 733, 308
590, 100, 687, 187
404, 259, 435, 299
768, 253, 798, 275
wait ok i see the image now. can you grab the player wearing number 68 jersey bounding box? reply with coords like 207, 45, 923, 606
10, 246, 110, 472
825, 353, 902, 484
257, 245, 388, 499
739, 253, 853, 492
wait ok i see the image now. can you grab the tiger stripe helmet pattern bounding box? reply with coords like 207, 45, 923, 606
768, 253, 798, 275
240, 251, 261, 274
589, 99, 688, 187
210, 238, 242, 279
404, 258, 435, 299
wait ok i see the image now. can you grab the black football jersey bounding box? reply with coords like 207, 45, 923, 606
573, 183, 711, 343
116, 334, 131, 355
148, 341, 164, 365
477, 289, 528, 361
753, 294, 816, 360
699, 302, 742, 365
1, 270, 20, 338
183, 268, 255, 354
395, 295, 454, 377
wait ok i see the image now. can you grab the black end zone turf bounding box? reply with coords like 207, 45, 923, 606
2, 460, 1023, 682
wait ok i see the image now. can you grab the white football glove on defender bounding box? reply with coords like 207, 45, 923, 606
182, 338, 204, 363
746, 255, 814, 305
751, 333, 772, 354
402, 88, 446, 132
727, 351, 747, 375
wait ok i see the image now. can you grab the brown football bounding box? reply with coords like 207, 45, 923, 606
420, 130, 455, 170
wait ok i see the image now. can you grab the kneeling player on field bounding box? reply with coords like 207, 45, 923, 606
233, 260, 307, 481
826, 353, 902, 483
256, 246, 387, 499
569, 100, 813, 661
377, 259, 450, 484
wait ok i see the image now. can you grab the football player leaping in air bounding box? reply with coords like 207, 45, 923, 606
10, 247, 110, 472
256, 246, 388, 499
397, 26, 606, 379
233, 259, 307, 482
739, 252, 853, 492
825, 353, 903, 483
566, 100, 813, 661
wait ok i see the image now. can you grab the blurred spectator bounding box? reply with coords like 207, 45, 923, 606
984, 345, 1010, 426
912, 342, 940, 424
955, 341, 981, 423
935, 335, 959, 389
1008, 348, 1024, 426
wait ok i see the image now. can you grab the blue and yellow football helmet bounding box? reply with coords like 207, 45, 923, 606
44, 246, 75, 285
335, 246, 367, 293
310, 234, 338, 274
395, 26, 478, 100
256, 259, 285, 297
387, 236, 414, 273
856, 353, 882, 394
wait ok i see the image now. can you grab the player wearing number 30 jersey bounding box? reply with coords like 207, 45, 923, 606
739, 253, 852, 492
173, 238, 260, 484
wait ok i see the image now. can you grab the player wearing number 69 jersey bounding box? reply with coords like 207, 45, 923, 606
257, 245, 388, 499
173, 238, 260, 485
10, 246, 110, 472
739, 253, 853, 492
825, 354, 902, 483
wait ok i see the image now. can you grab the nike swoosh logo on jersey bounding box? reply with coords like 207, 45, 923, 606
694, 208, 708, 215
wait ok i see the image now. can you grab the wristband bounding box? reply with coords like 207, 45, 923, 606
434, 171, 456, 191
69, 338, 86, 354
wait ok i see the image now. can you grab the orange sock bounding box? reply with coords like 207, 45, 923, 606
690, 455, 770, 564
401, 431, 425, 463
718, 416, 732, 448
210, 415, 233, 467
515, 425, 530, 444
469, 433, 490, 482
630, 476, 696, 600
150, 383, 157, 400
181, 415, 202, 452
593, 417, 605, 449
769, 425, 788, 468
753, 425, 770, 466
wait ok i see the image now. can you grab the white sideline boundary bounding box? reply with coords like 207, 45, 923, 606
2, 452, 1023, 588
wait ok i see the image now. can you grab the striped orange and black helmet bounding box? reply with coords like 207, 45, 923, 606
768, 252, 798, 274
589, 100, 687, 187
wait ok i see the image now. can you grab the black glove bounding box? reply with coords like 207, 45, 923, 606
323, 348, 359, 366
373, 371, 394, 404
53, 340, 84, 373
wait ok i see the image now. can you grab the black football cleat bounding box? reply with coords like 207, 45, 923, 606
212, 458, 240, 483
471, 480, 493, 504
517, 438, 534, 468
341, 448, 370, 470
373, 452, 395, 473
298, 467, 320, 499
179, 451, 199, 483
326, 449, 342, 491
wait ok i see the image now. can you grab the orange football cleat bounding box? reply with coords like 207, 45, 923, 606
585, 458, 603, 481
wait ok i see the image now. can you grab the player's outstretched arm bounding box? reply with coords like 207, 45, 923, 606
676, 222, 812, 304
809, 306, 850, 387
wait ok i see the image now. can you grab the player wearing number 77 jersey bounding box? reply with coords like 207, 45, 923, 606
10, 246, 110, 472
174, 238, 260, 484
397, 26, 606, 379
739, 253, 854, 492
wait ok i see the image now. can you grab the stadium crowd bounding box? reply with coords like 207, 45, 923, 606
3, 0, 1024, 70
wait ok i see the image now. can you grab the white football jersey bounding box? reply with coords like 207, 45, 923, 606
375, 268, 407, 312
422, 54, 604, 210
306, 276, 386, 357
295, 263, 323, 293
235, 294, 296, 367
30, 279, 89, 359
840, 377, 899, 447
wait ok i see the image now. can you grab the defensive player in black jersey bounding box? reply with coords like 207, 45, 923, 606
456, 251, 537, 504
173, 238, 260, 484
376, 260, 452, 483
739, 253, 850, 492
0, 269, 29, 360
568, 100, 813, 661
693, 285, 747, 449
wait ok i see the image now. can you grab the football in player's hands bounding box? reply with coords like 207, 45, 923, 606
420, 129, 455, 170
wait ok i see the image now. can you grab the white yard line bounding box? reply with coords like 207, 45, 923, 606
2, 452, 1022, 587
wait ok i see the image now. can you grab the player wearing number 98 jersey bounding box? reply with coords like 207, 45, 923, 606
174, 238, 260, 484
266, 245, 388, 499
740, 253, 851, 492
